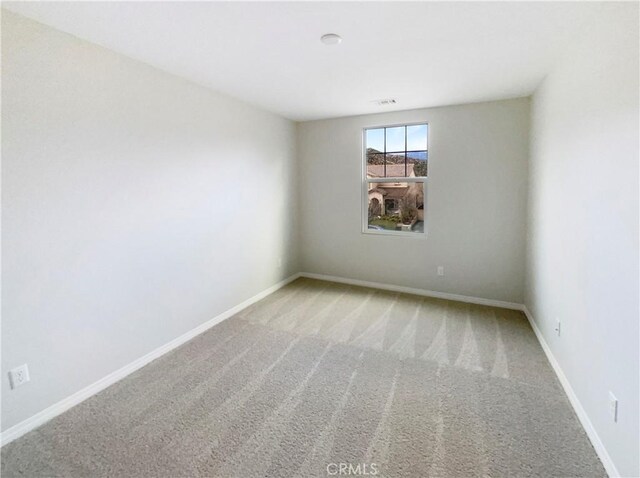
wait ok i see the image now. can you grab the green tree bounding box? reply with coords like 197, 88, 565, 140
413, 162, 428, 177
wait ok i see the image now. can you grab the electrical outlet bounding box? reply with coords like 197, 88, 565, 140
8, 364, 30, 389
555, 320, 561, 337
609, 392, 618, 422
437, 266, 444, 277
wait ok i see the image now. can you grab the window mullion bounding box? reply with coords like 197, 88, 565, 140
383, 127, 387, 178
404, 126, 408, 177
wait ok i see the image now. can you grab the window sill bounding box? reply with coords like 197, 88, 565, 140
361, 229, 427, 239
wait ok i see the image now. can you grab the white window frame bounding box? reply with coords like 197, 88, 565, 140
361, 122, 428, 238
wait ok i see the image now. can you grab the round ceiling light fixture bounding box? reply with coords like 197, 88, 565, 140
320, 33, 342, 45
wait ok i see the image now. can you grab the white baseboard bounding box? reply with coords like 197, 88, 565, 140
0, 273, 301, 447
299, 272, 524, 311
522, 306, 619, 478
1, 270, 620, 478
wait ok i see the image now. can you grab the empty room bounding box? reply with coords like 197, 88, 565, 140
1, 1, 638, 477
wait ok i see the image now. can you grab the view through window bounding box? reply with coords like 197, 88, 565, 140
364, 124, 428, 234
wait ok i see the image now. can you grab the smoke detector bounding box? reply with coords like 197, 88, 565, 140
320, 33, 342, 45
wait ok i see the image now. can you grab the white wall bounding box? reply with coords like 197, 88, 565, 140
1, 11, 298, 431
297, 98, 529, 304
526, 3, 639, 477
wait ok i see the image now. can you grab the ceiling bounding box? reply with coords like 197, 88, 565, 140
4, 1, 602, 121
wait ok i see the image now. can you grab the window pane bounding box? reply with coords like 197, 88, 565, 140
407, 124, 428, 151
367, 181, 425, 233
385, 126, 405, 152
385, 152, 406, 177
408, 151, 428, 177
365, 128, 384, 152
366, 152, 385, 178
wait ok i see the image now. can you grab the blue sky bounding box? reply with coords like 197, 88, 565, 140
366, 124, 428, 152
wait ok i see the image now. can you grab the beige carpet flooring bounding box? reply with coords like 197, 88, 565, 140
1, 278, 606, 477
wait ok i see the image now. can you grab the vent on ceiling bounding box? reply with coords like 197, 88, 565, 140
374, 99, 397, 106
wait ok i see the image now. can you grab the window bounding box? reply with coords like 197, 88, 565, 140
363, 123, 428, 236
